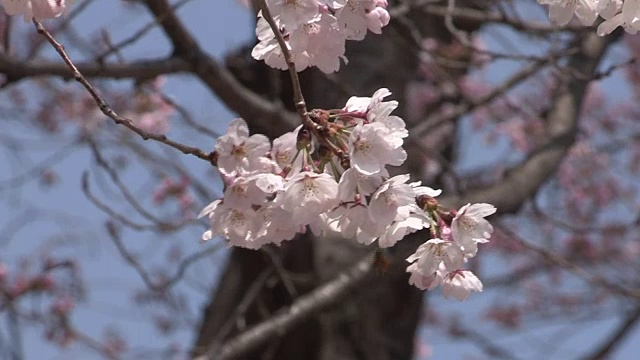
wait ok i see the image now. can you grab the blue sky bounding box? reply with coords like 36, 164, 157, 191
1, 1, 640, 359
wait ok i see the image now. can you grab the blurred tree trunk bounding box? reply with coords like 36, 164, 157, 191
192, 1, 486, 359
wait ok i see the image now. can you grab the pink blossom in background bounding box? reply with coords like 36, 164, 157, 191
153, 176, 194, 217
123, 91, 174, 135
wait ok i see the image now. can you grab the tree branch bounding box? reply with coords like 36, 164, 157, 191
195, 253, 375, 360
443, 31, 618, 213
584, 306, 640, 360
33, 20, 213, 163
142, 0, 298, 138
0, 54, 190, 84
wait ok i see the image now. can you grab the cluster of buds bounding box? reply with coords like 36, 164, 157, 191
199, 89, 496, 299
253, 0, 390, 73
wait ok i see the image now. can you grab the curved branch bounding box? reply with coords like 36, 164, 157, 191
143, 0, 298, 138
443, 32, 618, 213
0, 54, 190, 83
33, 20, 213, 163
583, 306, 640, 360
390, 1, 583, 34
194, 253, 374, 360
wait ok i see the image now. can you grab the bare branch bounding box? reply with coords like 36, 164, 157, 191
105, 221, 223, 292
142, 0, 298, 138
196, 253, 375, 360
32, 20, 214, 163
495, 222, 640, 300
256, 0, 309, 121
443, 32, 619, 213
583, 306, 640, 360
0, 54, 190, 84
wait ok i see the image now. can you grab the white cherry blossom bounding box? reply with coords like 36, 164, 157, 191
223, 173, 283, 209
278, 171, 339, 225
266, 0, 320, 31
598, 0, 622, 19
368, 175, 416, 228
451, 203, 496, 257
348, 122, 406, 175
598, 11, 640, 34
406, 238, 464, 276
252, 0, 389, 72
325, 202, 374, 241
335, 0, 388, 40
441, 270, 483, 301
215, 118, 271, 174
252, 16, 312, 72
337, 167, 387, 200
2, 0, 74, 22
597, 0, 640, 34
253, 204, 299, 246
196, 88, 497, 297
199, 200, 259, 247
538, 0, 598, 26
365, 5, 390, 34
407, 263, 440, 290
0, 0, 506, 300
377, 209, 428, 248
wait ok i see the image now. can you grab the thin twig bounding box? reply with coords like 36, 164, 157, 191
96, 0, 194, 62
82, 172, 158, 231
496, 222, 640, 300
32, 20, 214, 164
105, 221, 223, 292
88, 140, 186, 231
583, 306, 640, 360
262, 247, 298, 298
256, 0, 310, 124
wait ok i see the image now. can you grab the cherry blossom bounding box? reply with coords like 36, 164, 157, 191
0, 0, 499, 299
278, 171, 340, 225
266, 0, 320, 31
335, 0, 389, 40
377, 210, 428, 248
2, 0, 74, 21
193, 88, 496, 299
537, 0, 598, 26
252, 16, 312, 72
597, 0, 640, 35
598, 0, 622, 19
223, 173, 280, 209
406, 238, 464, 277
252, 0, 389, 72
407, 263, 439, 290
368, 175, 416, 228
534, 0, 640, 36
348, 122, 406, 175
325, 201, 373, 241
451, 203, 496, 257
441, 270, 484, 301
337, 167, 387, 201
215, 118, 271, 174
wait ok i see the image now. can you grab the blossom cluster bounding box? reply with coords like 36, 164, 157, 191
252, 0, 390, 73
538, 0, 640, 35
199, 89, 496, 300
1, 0, 74, 22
